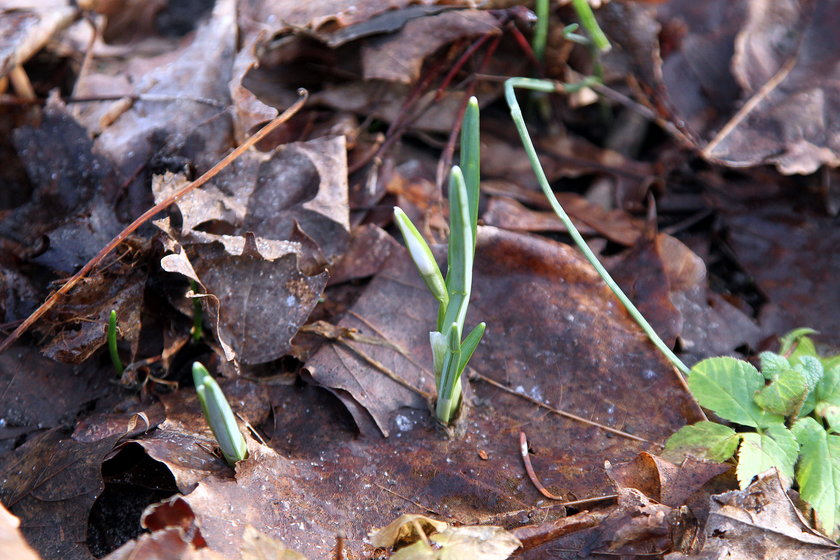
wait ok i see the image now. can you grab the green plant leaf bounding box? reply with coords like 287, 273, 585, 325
780, 327, 819, 356
457, 322, 486, 378
735, 424, 798, 489
393, 207, 448, 308
460, 96, 480, 249
815, 402, 840, 434
759, 351, 790, 380
753, 368, 808, 416
193, 362, 248, 467
441, 166, 473, 333
792, 417, 840, 538
797, 355, 825, 390
663, 422, 740, 463
813, 361, 840, 429
688, 357, 783, 428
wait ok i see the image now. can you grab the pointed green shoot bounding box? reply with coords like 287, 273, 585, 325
192, 362, 247, 467
436, 323, 463, 424
108, 310, 124, 375
440, 166, 473, 334
394, 207, 448, 307
505, 77, 689, 375
460, 96, 480, 249
457, 322, 486, 377
190, 280, 204, 342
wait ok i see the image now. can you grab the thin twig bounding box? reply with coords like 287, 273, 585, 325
520, 431, 617, 505
0, 90, 308, 354
702, 56, 797, 159
374, 482, 441, 516
474, 372, 653, 444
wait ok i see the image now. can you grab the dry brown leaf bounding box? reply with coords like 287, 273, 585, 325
665, 469, 840, 560
0, 429, 123, 560
0, 502, 40, 560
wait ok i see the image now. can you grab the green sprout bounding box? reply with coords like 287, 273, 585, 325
192, 362, 247, 466
190, 280, 204, 342
108, 309, 124, 375
571, 0, 611, 52
394, 96, 486, 425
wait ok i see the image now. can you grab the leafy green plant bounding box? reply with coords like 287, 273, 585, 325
192, 362, 248, 467
394, 96, 485, 425
107, 309, 124, 375
664, 330, 840, 538
503, 73, 840, 538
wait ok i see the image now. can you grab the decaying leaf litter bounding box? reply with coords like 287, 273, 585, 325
1, 0, 839, 559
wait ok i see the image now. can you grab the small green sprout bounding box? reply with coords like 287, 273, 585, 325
395, 96, 486, 425
189, 280, 204, 342
108, 309, 124, 375
192, 362, 247, 466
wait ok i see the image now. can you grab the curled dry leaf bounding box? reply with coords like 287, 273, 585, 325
603, 0, 840, 174
0, 0, 76, 79
80, 0, 237, 178
666, 469, 840, 560
161, 234, 328, 365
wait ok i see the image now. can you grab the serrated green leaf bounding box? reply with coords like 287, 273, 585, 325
663, 422, 740, 463
815, 402, 840, 434
753, 369, 808, 416
789, 337, 818, 364
688, 357, 783, 428
813, 363, 840, 427
792, 417, 840, 538
780, 328, 819, 356
823, 356, 840, 374
760, 352, 790, 380
736, 424, 798, 489
797, 356, 824, 390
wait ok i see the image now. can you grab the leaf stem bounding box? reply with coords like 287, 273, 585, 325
505, 77, 689, 376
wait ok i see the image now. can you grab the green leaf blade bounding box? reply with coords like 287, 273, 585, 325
663, 422, 740, 463
192, 362, 248, 467
688, 357, 782, 428
759, 351, 790, 380
792, 417, 840, 538
460, 96, 480, 248
736, 424, 798, 489
753, 369, 808, 416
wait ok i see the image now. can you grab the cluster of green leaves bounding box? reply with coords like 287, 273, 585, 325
665, 329, 840, 537
394, 97, 485, 425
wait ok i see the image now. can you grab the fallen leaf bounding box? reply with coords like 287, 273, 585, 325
705, 0, 840, 173
0, 429, 123, 560
307, 226, 699, 440
0, 344, 119, 453
241, 526, 308, 560
0, 0, 76, 79
0, 502, 40, 560
361, 10, 500, 84
665, 469, 840, 559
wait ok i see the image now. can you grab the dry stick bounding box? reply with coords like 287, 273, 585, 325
0, 90, 309, 354
374, 482, 441, 516
702, 56, 796, 158
520, 431, 617, 505
473, 372, 654, 444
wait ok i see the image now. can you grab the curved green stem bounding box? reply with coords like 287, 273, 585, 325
505, 78, 689, 375
108, 309, 124, 375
